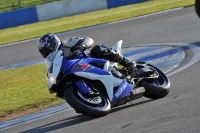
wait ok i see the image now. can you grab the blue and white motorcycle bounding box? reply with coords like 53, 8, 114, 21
45, 40, 170, 117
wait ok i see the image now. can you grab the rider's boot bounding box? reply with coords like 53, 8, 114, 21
90, 44, 136, 71
115, 53, 136, 71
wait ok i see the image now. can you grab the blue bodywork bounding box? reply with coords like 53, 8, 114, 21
61, 54, 110, 76
112, 80, 132, 101
74, 80, 89, 94
61, 52, 132, 101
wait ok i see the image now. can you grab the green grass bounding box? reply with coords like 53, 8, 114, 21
0, 0, 195, 120
0, 0, 194, 45
0, 0, 60, 12
0, 64, 63, 119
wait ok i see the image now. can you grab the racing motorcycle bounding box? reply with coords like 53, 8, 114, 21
45, 40, 170, 117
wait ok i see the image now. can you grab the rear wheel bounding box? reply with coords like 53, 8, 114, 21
64, 84, 111, 117
195, 0, 200, 18
137, 63, 170, 99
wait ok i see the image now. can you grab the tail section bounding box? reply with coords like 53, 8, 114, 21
111, 40, 123, 54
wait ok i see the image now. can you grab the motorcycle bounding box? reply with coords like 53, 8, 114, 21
45, 40, 170, 117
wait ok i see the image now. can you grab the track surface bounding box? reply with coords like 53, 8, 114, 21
1, 6, 200, 133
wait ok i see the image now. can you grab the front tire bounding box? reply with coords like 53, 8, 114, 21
64, 84, 111, 117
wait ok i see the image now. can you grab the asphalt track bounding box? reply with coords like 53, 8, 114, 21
1, 6, 200, 133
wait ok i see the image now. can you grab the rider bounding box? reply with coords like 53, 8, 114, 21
37, 33, 136, 70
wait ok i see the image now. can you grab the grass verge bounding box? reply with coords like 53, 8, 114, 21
0, 0, 194, 45
0, 0, 60, 12
0, 64, 63, 122
0, 0, 195, 122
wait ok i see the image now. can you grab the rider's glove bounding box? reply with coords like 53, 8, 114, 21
73, 45, 86, 56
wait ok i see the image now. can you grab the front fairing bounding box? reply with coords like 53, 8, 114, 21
59, 51, 127, 101
61, 51, 89, 74
73, 51, 90, 59
62, 57, 109, 75
61, 58, 79, 74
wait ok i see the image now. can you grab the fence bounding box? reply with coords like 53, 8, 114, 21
0, 0, 61, 12
0, 0, 149, 29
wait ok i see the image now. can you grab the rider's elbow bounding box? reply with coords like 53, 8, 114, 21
82, 37, 94, 49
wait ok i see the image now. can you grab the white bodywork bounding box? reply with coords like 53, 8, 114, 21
45, 50, 63, 93
111, 40, 123, 54
45, 41, 124, 101
110, 40, 123, 68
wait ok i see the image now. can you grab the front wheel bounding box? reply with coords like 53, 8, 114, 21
64, 84, 111, 117
137, 63, 170, 99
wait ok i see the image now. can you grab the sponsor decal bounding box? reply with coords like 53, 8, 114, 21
38, 41, 46, 49
115, 82, 128, 98
81, 63, 89, 71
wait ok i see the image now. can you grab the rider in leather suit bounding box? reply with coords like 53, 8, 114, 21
37, 33, 136, 93
37, 33, 135, 71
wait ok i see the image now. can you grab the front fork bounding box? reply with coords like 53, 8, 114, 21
64, 80, 99, 98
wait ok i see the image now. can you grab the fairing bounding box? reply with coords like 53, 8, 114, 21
46, 41, 134, 101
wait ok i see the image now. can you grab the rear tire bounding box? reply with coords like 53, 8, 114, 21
138, 63, 170, 99
195, 0, 200, 18
64, 84, 111, 117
